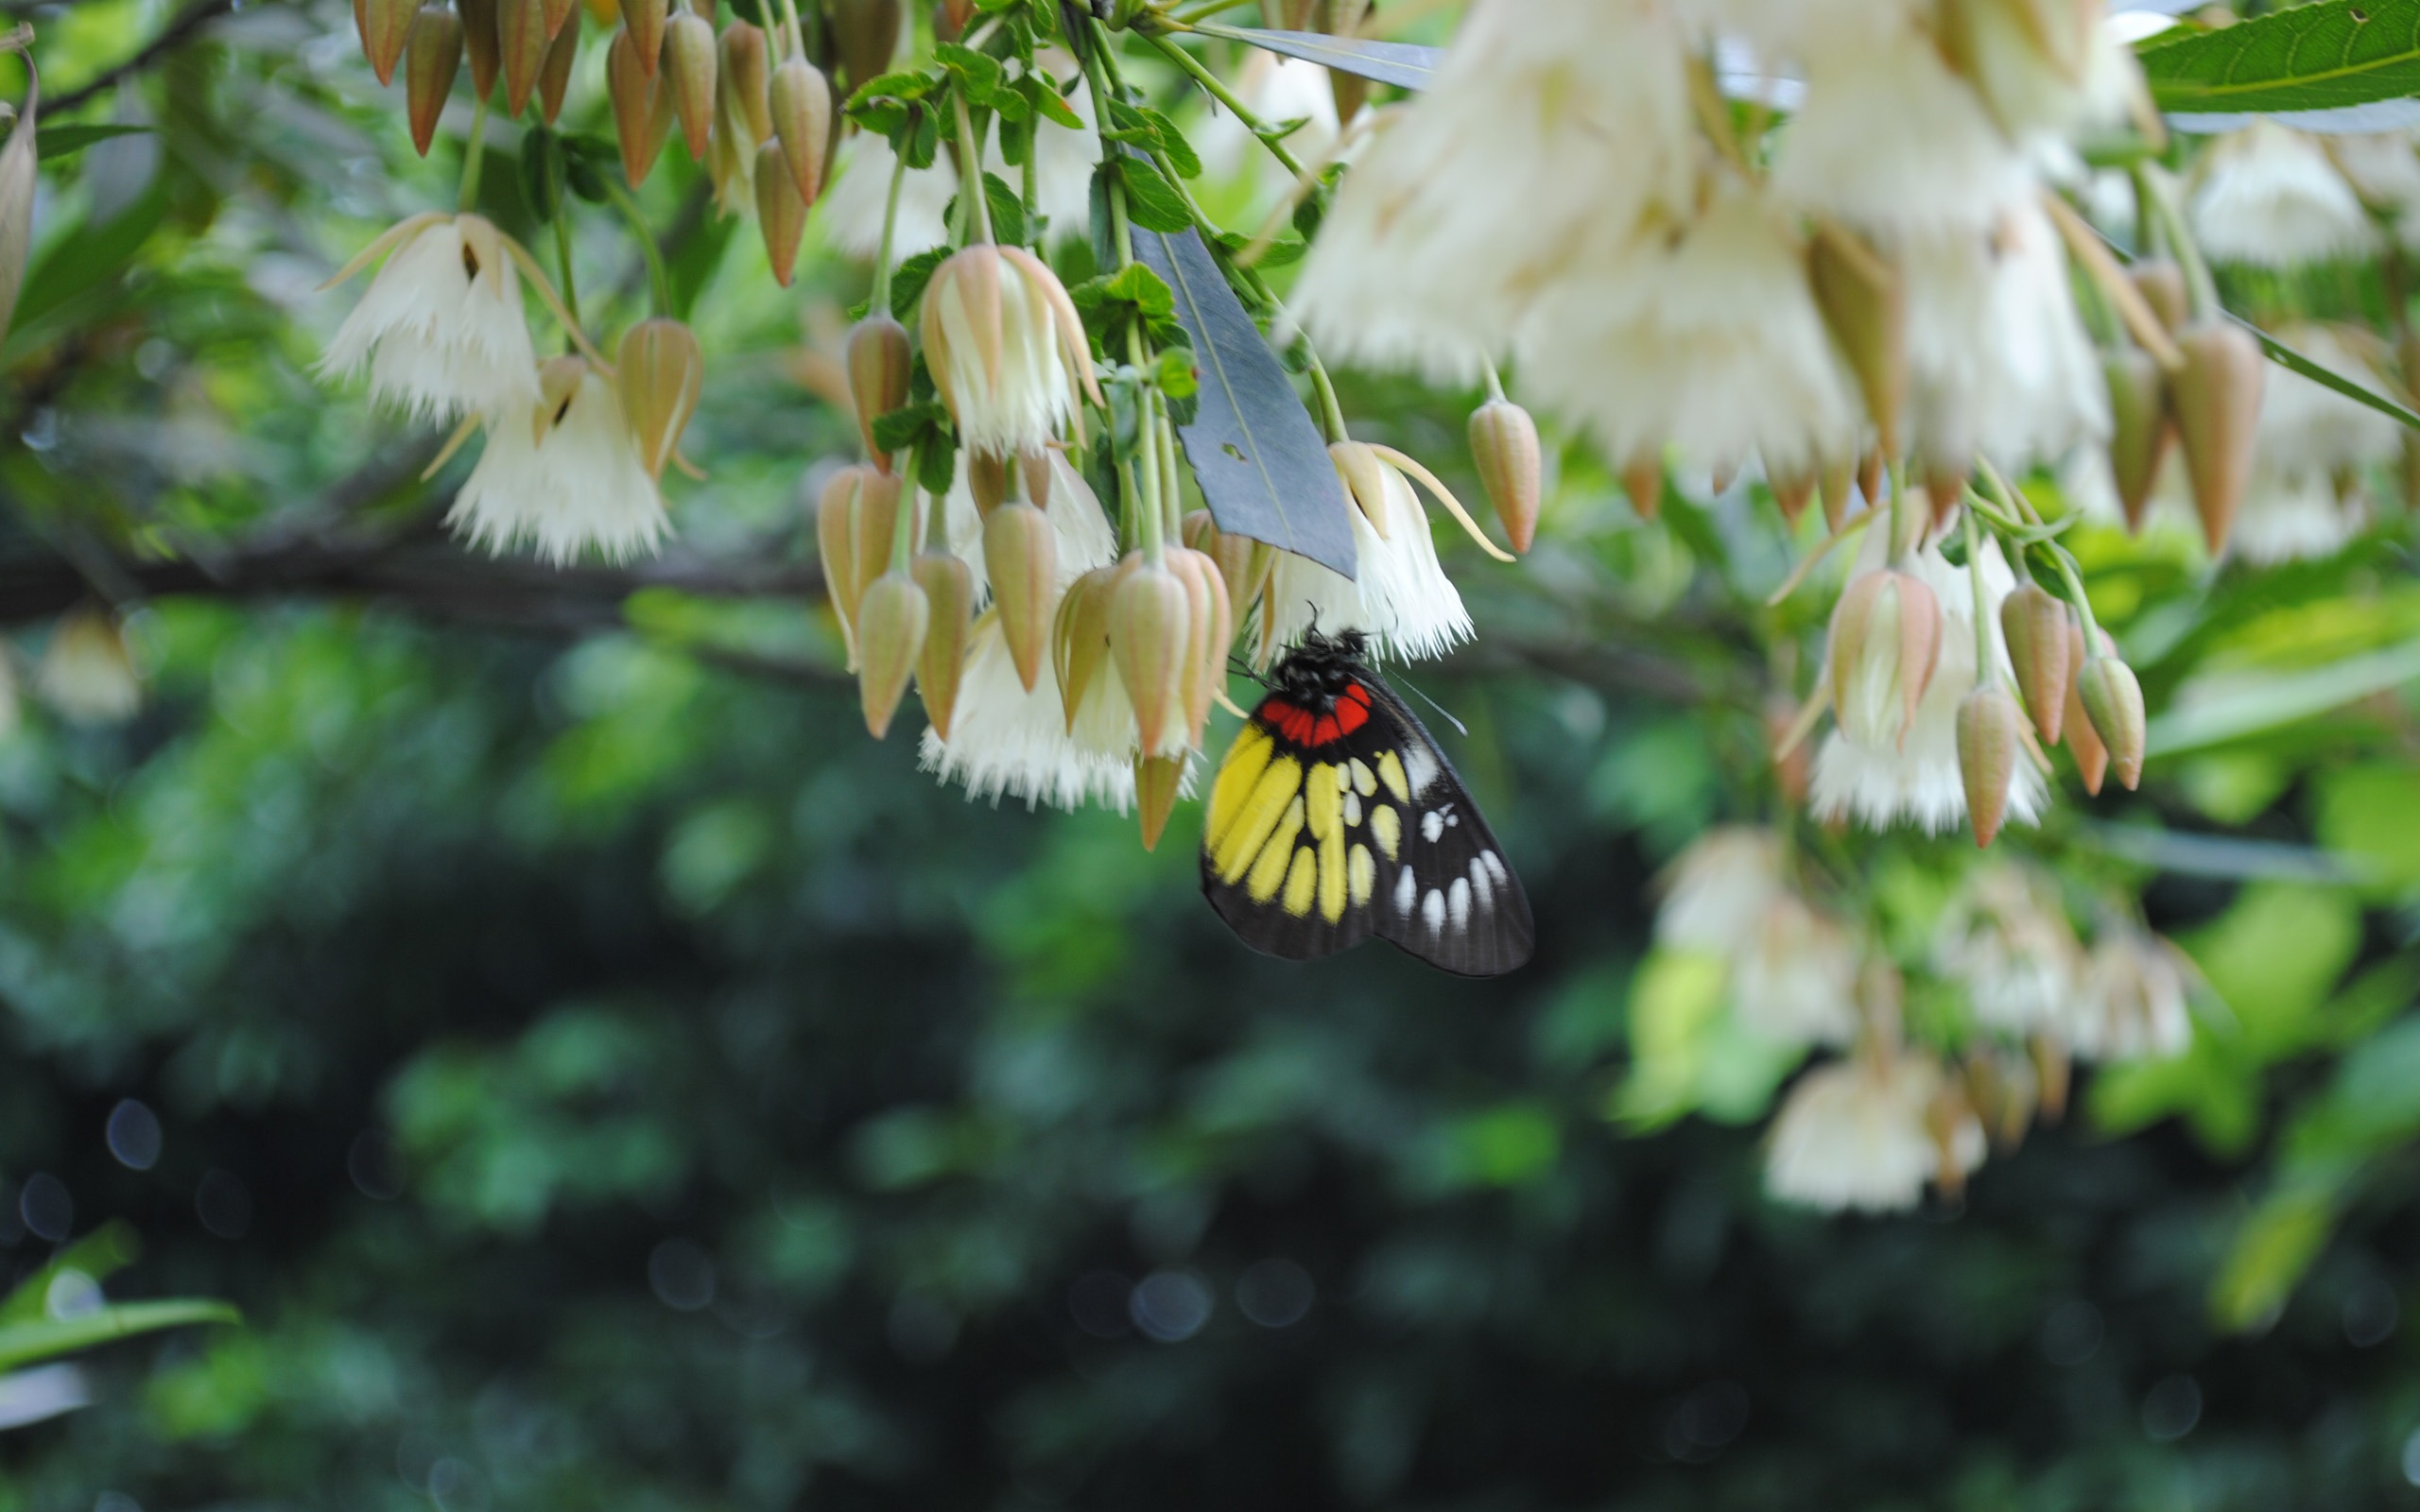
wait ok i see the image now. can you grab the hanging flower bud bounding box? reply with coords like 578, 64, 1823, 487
1765, 693, 1810, 804
1622, 455, 1661, 522
1998, 583, 2070, 745
1134, 754, 1185, 852
609, 27, 668, 186
922, 245, 1103, 457
362, 0, 419, 85
1769, 468, 1816, 529
1807, 219, 1907, 459
2102, 347, 2169, 533
769, 57, 832, 207
933, 0, 975, 42
856, 570, 931, 739
721, 22, 772, 145
500, 0, 549, 115
1019, 451, 1053, 511
756, 139, 806, 284
543, 0, 577, 37
1467, 397, 1543, 554
1956, 685, 2023, 847
985, 501, 1058, 693
666, 11, 717, 160
2063, 620, 2110, 796
619, 0, 666, 73
1167, 546, 1233, 747
2032, 1035, 2072, 1123
829, 0, 901, 93
966, 452, 1010, 516
1053, 564, 1118, 736
1819, 455, 1857, 531
616, 317, 703, 481
460, 0, 501, 100
2171, 321, 2264, 555
1111, 555, 1194, 759
912, 551, 976, 739
1183, 509, 1272, 633
406, 5, 464, 159
847, 468, 904, 614
537, 11, 579, 122
2078, 656, 2146, 791
818, 465, 868, 662
846, 315, 912, 471
2129, 259, 2188, 334
1828, 570, 1943, 751
39, 606, 142, 726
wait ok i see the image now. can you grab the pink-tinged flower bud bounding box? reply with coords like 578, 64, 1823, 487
538, 10, 579, 122
500, 0, 550, 115
665, 12, 717, 160
460, 0, 500, 100
1827, 570, 1943, 751
1168, 546, 1233, 746
1858, 449, 1885, 515
921, 244, 1102, 457
2102, 347, 2169, 534
817, 464, 867, 663
608, 27, 668, 186
1466, 398, 1543, 554
1962, 1050, 2038, 1151
1808, 218, 1907, 461
616, 317, 703, 481
1998, 583, 2071, 745
847, 468, 904, 613
2063, 620, 2110, 796
933, 0, 974, 42
2078, 656, 2146, 792
756, 139, 806, 285
2170, 320, 2265, 556
984, 501, 1058, 693
543, 0, 577, 36
1328, 440, 1392, 538
406, 6, 464, 159
1136, 753, 1186, 852
966, 451, 1010, 516
1819, 455, 1857, 531
856, 570, 930, 739
769, 57, 831, 207
1052, 564, 1118, 736
1019, 451, 1053, 510
720, 22, 771, 145
845, 315, 911, 471
1183, 509, 1271, 634
912, 550, 976, 739
1764, 694, 1809, 804
1622, 455, 1662, 522
2130, 259, 2188, 334
1111, 555, 1194, 759
1955, 685, 2023, 848
1769, 468, 1816, 530
618, 0, 666, 73
362, 0, 419, 85
828, 0, 901, 93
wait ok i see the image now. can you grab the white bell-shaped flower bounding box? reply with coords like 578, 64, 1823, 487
449, 357, 669, 565
319, 213, 543, 421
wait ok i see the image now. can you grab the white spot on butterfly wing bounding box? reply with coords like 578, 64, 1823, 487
1421, 810, 1444, 843
1394, 866, 1418, 917
1342, 789, 1362, 828
1447, 877, 1472, 931
1468, 858, 1493, 912
1422, 888, 1446, 936
1480, 850, 1509, 885
1402, 739, 1443, 798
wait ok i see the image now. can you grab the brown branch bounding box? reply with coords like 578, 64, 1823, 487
37, 0, 240, 120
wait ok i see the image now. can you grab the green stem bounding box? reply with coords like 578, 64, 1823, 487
1481, 359, 1507, 404
1079, 31, 1137, 270
546, 150, 580, 344
458, 94, 491, 214
953, 91, 994, 245
1962, 506, 1990, 675
1307, 357, 1347, 444
1142, 29, 1305, 180
890, 445, 921, 572
1885, 459, 1914, 566
1977, 458, 2103, 654
1021, 105, 1040, 249
605, 182, 673, 318
1138, 389, 1167, 562
870, 129, 912, 316
2134, 165, 2219, 320
775, 0, 806, 58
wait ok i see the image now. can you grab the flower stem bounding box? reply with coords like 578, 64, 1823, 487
775, 0, 806, 58
1976, 457, 2104, 656
1481, 359, 1507, 404
458, 94, 491, 214
870, 129, 912, 317
891, 444, 921, 572
953, 92, 994, 245
605, 181, 673, 318
1307, 356, 1347, 444
1142, 29, 1304, 180
550, 170, 581, 342
1962, 505, 1990, 675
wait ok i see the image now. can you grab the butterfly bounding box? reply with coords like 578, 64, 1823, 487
1200, 629, 1534, 977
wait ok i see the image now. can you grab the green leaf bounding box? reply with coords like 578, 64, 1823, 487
2146, 634, 2420, 755
1141, 107, 1202, 180
37, 123, 152, 162
889, 246, 951, 320
872, 401, 951, 455
0, 1222, 141, 1325
2210, 1183, 2338, 1332
1191, 24, 1440, 92
1114, 155, 1194, 234
2139, 2, 2420, 117
0, 1299, 241, 1373
2247, 316, 2420, 432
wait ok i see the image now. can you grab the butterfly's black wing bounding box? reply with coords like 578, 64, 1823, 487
1200, 662, 1532, 978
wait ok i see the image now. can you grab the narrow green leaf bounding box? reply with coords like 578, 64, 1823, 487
0, 1223, 141, 1326
1188, 24, 1439, 92
2146, 635, 2420, 755
37, 123, 150, 162
2138, 1, 2420, 116
2245, 315, 2420, 431
0, 1299, 241, 1373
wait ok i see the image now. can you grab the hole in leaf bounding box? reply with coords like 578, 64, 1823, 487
1222, 442, 1246, 462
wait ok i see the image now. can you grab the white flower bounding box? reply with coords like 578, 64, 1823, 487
921, 244, 1099, 459
2231, 468, 2367, 566
1515, 178, 1859, 479
1654, 826, 1786, 952
1811, 530, 2048, 834
939, 450, 1121, 602
1291, 0, 1692, 381
1931, 865, 2081, 1037
1766, 1050, 1982, 1214
38, 608, 141, 726
319, 213, 543, 421
1903, 201, 2109, 476
2190, 122, 2378, 268
2068, 930, 2194, 1061
1258, 449, 1473, 663
1734, 896, 1862, 1048
448, 359, 668, 564
2328, 130, 2420, 248
917, 612, 1142, 812
1945, 0, 2141, 143
2254, 321, 2401, 478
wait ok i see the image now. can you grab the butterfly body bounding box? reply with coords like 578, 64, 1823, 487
1201, 631, 1534, 977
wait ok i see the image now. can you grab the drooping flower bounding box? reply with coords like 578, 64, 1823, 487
38, 606, 142, 726
2328, 130, 2420, 249
2232, 469, 2368, 567
2190, 122, 2378, 268
2252, 321, 2400, 480
1733, 895, 1862, 1048
920, 245, 1100, 459
1257, 444, 1486, 663
319, 213, 544, 421
448, 357, 669, 564
916, 611, 1140, 812
1766, 1050, 1983, 1214
2068, 929, 2195, 1061
1654, 826, 1786, 953
1292, 0, 1692, 381
939, 451, 1119, 603
1930, 864, 2082, 1037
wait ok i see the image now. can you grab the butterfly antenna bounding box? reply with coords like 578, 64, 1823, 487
1394, 673, 1469, 738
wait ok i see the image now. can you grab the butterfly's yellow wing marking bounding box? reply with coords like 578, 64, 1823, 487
1370, 802, 1402, 862
1216, 749, 1303, 886
1376, 750, 1411, 804
1282, 848, 1318, 917
1246, 795, 1305, 902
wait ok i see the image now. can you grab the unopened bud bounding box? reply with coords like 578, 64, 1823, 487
1168, 546, 1234, 745
2077, 655, 2146, 791
846, 315, 912, 470
2129, 258, 2188, 334
1709, 460, 1737, 498
721, 22, 771, 144
1467, 398, 1543, 554
500, 0, 549, 115
1808, 219, 1907, 459
829, 0, 902, 92
1329, 441, 1392, 539
1769, 468, 1816, 529
617, 317, 703, 481
1925, 1079, 1977, 1201
618, 0, 666, 73
1819, 455, 1857, 531
817, 465, 866, 663
756, 139, 806, 284
769, 57, 832, 207
608, 27, 668, 186
912, 551, 976, 739
461, 0, 500, 100
1925, 459, 1970, 534
1858, 449, 1885, 516
1134, 754, 1185, 852
1829, 569, 1943, 750
2063, 619, 2110, 796
538, 10, 579, 122
1998, 583, 2071, 745
2102, 348, 2169, 533
1183, 509, 1271, 632
1111, 556, 1194, 758
984, 501, 1057, 693
666, 12, 717, 160
856, 570, 930, 739
543, 0, 577, 36
362, 0, 418, 85
406, 6, 464, 158
933, 0, 975, 42
1053, 565, 1118, 734
2170, 320, 2265, 555
966, 451, 1010, 516
1962, 1050, 2037, 1151
1622, 455, 1662, 522
1019, 451, 1053, 510
2031, 1034, 2071, 1123
847, 468, 904, 613
1764, 694, 1810, 803
1956, 685, 2023, 847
